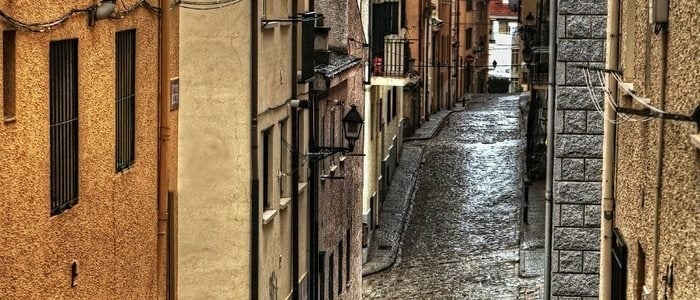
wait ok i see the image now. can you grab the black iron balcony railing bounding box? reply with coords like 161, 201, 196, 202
372, 38, 410, 77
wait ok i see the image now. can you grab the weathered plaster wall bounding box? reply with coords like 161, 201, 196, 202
177, 2, 251, 299
318, 66, 365, 300
0, 1, 164, 298
614, 0, 700, 298
552, 0, 606, 298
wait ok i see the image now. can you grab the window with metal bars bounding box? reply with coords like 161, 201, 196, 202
115, 30, 136, 172
50, 38, 79, 216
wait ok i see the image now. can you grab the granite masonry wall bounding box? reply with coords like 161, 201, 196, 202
551, 0, 607, 298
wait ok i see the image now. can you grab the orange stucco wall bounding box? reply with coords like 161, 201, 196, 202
0, 1, 177, 298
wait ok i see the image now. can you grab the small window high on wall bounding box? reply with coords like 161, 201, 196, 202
115, 29, 136, 172
3, 30, 16, 122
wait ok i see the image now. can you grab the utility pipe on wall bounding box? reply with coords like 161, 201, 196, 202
652, 28, 669, 300
543, 0, 557, 296
157, 0, 173, 297
599, 0, 621, 297
290, 0, 300, 299
250, 0, 260, 298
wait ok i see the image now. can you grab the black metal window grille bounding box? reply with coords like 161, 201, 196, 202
50, 38, 79, 216
116, 29, 136, 172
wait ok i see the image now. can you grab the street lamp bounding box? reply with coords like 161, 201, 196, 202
309, 104, 363, 161
525, 12, 535, 27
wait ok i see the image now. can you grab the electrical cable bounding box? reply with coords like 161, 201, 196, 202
0, 1, 160, 32
173, 0, 243, 10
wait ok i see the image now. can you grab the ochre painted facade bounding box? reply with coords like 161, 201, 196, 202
613, 0, 699, 298
0, 1, 178, 299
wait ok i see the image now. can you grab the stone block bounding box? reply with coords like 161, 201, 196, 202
564, 111, 587, 134
556, 110, 564, 133
558, 17, 567, 38
584, 205, 600, 227
586, 111, 603, 134
559, 250, 583, 273
553, 227, 600, 251
554, 158, 562, 181
561, 204, 584, 226
561, 158, 585, 181
555, 135, 603, 158
591, 16, 607, 38
583, 251, 600, 273
559, 0, 607, 15
557, 87, 602, 110
559, 39, 605, 62
584, 158, 602, 181
554, 204, 562, 227
551, 273, 599, 297
557, 62, 567, 84
565, 63, 587, 86
555, 181, 601, 204
552, 249, 560, 272
567, 16, 592, 38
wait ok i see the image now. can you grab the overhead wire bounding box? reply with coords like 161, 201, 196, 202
0, 1, 160, 32
173, 0, 243, 10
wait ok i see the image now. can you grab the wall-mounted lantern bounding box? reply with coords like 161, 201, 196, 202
309, 104, 363, 161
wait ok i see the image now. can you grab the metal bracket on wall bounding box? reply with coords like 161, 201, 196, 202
617, 105, 700, 129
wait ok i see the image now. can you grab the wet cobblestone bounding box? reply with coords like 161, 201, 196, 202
363, 94, 543, 299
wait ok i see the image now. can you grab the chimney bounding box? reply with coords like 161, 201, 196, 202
314, 16, 331, 65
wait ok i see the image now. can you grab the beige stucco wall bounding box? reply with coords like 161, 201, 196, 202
177, 2, 251, 299
0, 1, 166, 298
614, 0, 700, 298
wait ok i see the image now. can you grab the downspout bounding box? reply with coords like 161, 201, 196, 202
309, 83, 319, 300
600, 0, 621, 297
250, 0, 260, 298
291, 0, 300, 298
543, 0, 557, 295
447, 0, 453, 109
652, 27, 669, 300
157, 0, 172, 298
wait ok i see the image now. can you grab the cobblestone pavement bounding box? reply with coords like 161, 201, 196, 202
363, 94, 543, 299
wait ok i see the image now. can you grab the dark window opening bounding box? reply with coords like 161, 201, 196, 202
346, 229, 351, 283
612, 228, 628, 300
329, 252, 334, 300
115, 29, 136, 172
3, 30, 16, 122
50, 38, 79, 216
263, 129, 272, 210
636, 244, 646, 300
338, 241, 343, 294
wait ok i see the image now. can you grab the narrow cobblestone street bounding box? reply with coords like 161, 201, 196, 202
363, 94, 543, 299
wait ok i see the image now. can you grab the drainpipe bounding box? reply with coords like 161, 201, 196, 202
157, 0, 172, 297
447, 0, 453, 109
600, 0, 621, 297
250, 0, 260, 298
543, 0, 557, 295
291, 0, 300, 298
651, 28, 669, 300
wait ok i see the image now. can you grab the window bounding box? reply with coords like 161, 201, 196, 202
338, 241, 343, 294
466, 0, 473, 11
466, 28, 473, 50
329, 252, 334, 300
346, 229, 350, 283
50, 38, 79, 216
636, 244, 646, 300
115, 30, 136, 172
391, 87, 397, 120
3, 30, 16, 122
262, 129, 272, 210
611, 229, 628, 300
280, 119, 290, 197
387, 90, 392, 122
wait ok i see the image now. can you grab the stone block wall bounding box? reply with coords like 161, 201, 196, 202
551, 0, 606, 298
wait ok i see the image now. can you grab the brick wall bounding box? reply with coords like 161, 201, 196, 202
551, 0, 607, 298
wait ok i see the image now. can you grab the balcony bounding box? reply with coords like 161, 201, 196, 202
372, 38, 410, 78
